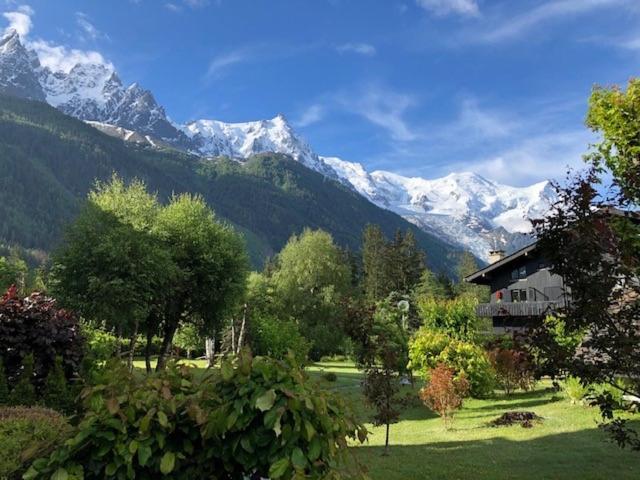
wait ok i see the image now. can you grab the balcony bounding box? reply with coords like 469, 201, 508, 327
476, 299, 567, 318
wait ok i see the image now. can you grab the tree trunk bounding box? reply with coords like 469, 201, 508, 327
145, 328, 153, 374
115, 324, 123, 357
156, 321, 178, 371
383, 422, 390, 456
231, 319, 236, 354
236, 304, 247, 354
127, 318, 139, 372
205, 333, 216, 368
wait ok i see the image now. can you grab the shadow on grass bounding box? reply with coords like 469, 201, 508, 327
469, 396, 562, 412
354, 423, 640, 480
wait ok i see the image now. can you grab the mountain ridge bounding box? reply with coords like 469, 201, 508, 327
0, 28, 553, 261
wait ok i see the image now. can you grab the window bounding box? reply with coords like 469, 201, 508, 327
510, 289, 527, 302
510, 266, 527, 280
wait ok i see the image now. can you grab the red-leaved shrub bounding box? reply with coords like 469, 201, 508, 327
420, 363, 470, 429
0, 287, 84, 392
488, 348, 535, 395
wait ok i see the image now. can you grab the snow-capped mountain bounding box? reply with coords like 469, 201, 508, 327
323, 157, 555, 261
0, 28, 554, 260
180, 115, 337, 177
0, 30, 190, 146
0, 29, 45, 101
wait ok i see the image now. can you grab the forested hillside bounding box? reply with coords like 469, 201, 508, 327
0, 94, 461, 271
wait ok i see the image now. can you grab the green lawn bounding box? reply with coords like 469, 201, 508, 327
133, 358, 639, 479
310, 361, 640, 480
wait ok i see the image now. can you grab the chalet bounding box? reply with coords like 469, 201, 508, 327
465, 243, 568, 332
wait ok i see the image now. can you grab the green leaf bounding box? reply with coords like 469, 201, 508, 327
291, 447, 307, 470
51, 468, 69, 480
221, 360, 234, 381
160, 452, 176, 474
157, 410, 169, 427
105, 463, 117, 476
308, 437, 322, 461
128, 439, 139, 454
255, 389, 276, 412
268, 457, 290, 479
240, 436, 254, 453
138, 444, 152, 466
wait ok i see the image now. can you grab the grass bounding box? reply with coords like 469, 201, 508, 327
309, 361, 640, 480
132, 357, 640, 479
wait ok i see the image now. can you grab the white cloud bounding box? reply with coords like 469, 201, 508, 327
1, 5, 112, 73
416, 0, 479, 17
295, 104, 325, 127
450, 98, 514, 138
464, 130, 592, 185
339, 85, 419, 141
29, 39, 112, 73
336, 42, 376, 56
183, 0, 209, 6
3, 4, 33, 37
206, 48, 251, 78
475, 0, 628, 44
75, 12, 109, 42
164, 3, 181, 12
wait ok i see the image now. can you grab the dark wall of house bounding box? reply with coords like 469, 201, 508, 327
487, 254, 564, 303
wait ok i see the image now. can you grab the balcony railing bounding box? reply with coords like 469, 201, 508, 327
476, 299, 567, 318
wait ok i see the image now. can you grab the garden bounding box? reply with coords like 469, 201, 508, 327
1, 80, 640, 478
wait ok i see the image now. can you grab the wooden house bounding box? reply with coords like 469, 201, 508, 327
465, 243, 568, 332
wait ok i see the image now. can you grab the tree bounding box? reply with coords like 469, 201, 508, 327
272, 229, 351, 359
420, 364, 469, 429
455, 251, 489, 301
412, 269, 451, 301
51, 177, 173, 369
362, 224, 388, 301
344, 299, 406, 455
154, 193, 249, 370
533, 79, 640, 450
0, 251, 27, 293
386, 229, 425, 296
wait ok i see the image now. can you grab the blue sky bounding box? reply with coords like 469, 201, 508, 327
3, 0, 640, 186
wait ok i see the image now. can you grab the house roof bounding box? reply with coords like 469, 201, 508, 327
465, 241, 538, 284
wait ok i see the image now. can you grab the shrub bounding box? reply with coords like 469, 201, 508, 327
250, 315, 310, 362
25, 353, 367, 479
409, 327, 495, 398
0, 406, 71, 480
322, 371, 338, 382
8, 354, 36, 407
42, 356, 75, 415
563, 376, 589, 405
416, 297, 480, 341
81, 324, 119, 362
420, 364, 470, 429
0, 288, 84, 391
488, 348, 536, 395
173, 324, 204, 358
0, 358, 8, 405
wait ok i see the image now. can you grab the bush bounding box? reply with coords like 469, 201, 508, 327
250, 315, 310, 362
416, 297, 480, 341
8, 354, 36, 407
25, 353, 367, 479
42, 356, 75, 414
81, 324, 119, 362
0, 358, 8, 405
420, 364, 470, 429
0, 406, 71, 480
488, 348, 536, 395
409, 327, 495, 398
0, 288, 84, 392
563, 376, 589, 405
322, 371, 338, 382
